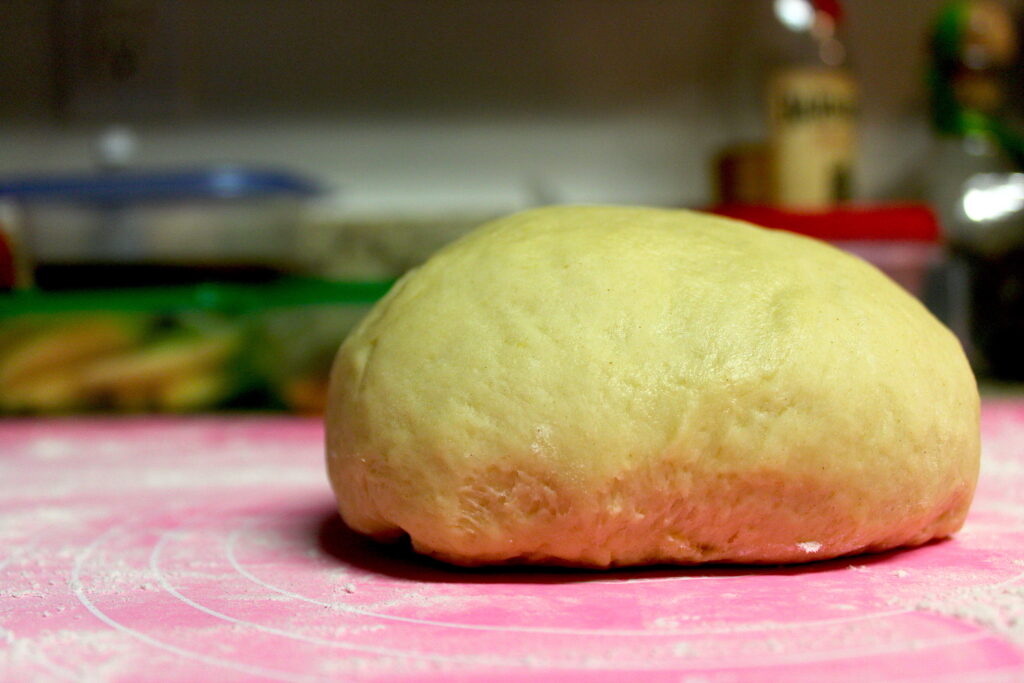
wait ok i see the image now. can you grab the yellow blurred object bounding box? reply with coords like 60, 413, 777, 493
282, 375, 329, 415
0, 314, 242, 413
81, 331, 241, 412
0, 316, 146, 412
0, 277, 390, 413
3, 368, 88, 413
159, 370, 233, 413
0, 316, 143, 389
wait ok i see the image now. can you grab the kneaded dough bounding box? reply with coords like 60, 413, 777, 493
326, 206, 980, 567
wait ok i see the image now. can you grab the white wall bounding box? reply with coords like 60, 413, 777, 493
0, 0, 1010, 212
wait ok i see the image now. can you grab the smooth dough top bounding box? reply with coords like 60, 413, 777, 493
326, 206, 980, 567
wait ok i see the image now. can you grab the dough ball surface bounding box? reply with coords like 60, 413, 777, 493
326, 206, 979, 567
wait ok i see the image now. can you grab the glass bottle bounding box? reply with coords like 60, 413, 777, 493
767, 0, 858, 208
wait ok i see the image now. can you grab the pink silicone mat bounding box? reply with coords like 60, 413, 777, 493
2, 402, 1024, 682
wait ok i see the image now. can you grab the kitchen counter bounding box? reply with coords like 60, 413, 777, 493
2, 402, 1024, 681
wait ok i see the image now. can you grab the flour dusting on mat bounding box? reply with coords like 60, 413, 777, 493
908, 581, 1024, 641
1, 409, 1024, 680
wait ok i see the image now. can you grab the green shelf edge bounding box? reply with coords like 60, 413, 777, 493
0, 277, 395, 317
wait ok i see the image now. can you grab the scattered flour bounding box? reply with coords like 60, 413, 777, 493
909, 582, 1024, 642
650, 615, 702, 629
4, 415, 1024, 678
29, 438, 75, 460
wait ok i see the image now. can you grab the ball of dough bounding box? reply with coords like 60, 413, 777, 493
326, 206, 979, 567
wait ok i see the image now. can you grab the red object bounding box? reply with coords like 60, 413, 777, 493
813, 0, 844, 25
710, 204, 941, 243
0, 232, 13, 288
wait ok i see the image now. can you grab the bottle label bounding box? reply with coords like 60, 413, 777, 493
769, 67, 858, 208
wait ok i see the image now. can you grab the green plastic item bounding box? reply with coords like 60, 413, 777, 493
928, 0, 1024, 166
0, 277, 395, 317
929, 0, 971, 135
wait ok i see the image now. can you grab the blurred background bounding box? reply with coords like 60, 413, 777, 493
2, 0, 1023, 414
